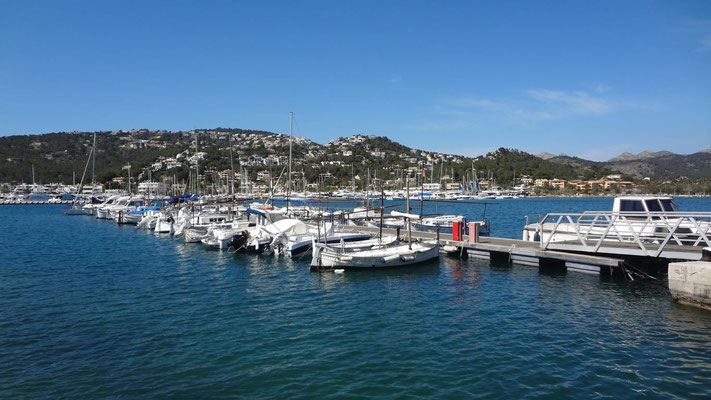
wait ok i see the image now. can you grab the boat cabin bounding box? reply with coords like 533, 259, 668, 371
612, 196, 678, 213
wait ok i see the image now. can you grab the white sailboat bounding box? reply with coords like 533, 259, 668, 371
310, 181, 439, 269
311, 239, 439, 269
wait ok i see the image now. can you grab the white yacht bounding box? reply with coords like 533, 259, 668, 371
522, 196, 700, 244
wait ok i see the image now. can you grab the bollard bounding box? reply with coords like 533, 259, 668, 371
468, 222, 480, 243
452, 221, 462, 241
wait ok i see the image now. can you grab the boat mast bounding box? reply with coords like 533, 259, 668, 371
379, 182, 384, 243
91, 132, 96, 193
195, 132, 199, 194
406, 175, 412, 250
420, 166, 424, 218
286, 112, 293, 211
229, 131, 235, 197
365, 167, 370, 211
439, 160, 443, 187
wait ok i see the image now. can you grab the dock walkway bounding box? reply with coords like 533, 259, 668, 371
340, 225, 702, 275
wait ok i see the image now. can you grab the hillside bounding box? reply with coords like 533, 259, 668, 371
0, 129, 616, 188
542, 151, 711, 180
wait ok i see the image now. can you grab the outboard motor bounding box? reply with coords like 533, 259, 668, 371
228, 231, 250, 252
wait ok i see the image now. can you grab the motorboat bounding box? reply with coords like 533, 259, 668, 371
94, 195, 122, 219
522, 196, 707, 245
200, 221, 254, 249
265, 219, 372, 257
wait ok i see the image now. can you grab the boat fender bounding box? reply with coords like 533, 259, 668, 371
522, 229, 529, 241
334, 269, 345, 274
400, 254, 416, 262
382, 254, 400, 263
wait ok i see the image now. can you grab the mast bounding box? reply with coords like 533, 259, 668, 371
71, 145, 94, 208
439, 160, 443, 186
287, 112, 293, 211
229, 132, 235, 197
406, 176, 412, 250
379, 182, 384, 243
91, 132, 96, 192
195, 132, 199, 194
420, 166, 424, 218
365, 167, 370, 211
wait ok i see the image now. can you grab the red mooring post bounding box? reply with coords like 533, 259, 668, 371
452, 221, 462, 241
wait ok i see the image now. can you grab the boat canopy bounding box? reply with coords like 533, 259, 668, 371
262, 219, 311, 236
129, 206, 160, 214
170, 194, 199, 203
391, 210, 423, 220
246, 208, 266, 216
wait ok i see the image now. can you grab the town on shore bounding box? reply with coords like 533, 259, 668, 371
1, 128, 710, 203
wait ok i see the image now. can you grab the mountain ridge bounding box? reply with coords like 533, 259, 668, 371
1, 129, 710, 186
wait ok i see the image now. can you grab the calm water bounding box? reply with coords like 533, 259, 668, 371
2, 199, 711, 399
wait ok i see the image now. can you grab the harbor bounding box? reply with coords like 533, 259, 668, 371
4, 1, 711, 398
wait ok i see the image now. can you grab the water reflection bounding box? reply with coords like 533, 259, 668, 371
311, 260, 441, 288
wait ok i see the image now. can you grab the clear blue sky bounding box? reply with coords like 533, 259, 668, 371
1, 0, 709, 160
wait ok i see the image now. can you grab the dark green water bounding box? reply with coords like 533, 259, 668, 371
2, 202, 711, 399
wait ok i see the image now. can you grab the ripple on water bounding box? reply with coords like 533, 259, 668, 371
2, 205, 711, 399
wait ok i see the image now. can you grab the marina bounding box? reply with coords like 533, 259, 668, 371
3, 1, 711, 398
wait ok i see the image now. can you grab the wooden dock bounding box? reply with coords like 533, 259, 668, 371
340, 225, 703, 276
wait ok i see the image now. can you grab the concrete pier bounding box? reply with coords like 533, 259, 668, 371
668, 248, 711, 310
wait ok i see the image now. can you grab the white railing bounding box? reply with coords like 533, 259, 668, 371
535, 211, 711, 257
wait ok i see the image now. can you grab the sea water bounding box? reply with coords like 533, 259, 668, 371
2, 199, 711, 399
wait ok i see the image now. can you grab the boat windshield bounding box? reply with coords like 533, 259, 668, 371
660, 199, 677, 212
620, 200, 645, 212
645, 199, 663, 212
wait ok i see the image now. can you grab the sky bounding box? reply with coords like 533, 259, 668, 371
1, 0, 710, 161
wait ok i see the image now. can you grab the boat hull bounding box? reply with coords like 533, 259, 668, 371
312, 242, 439, 269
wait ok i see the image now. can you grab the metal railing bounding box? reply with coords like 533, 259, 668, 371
534, 211, 711, 258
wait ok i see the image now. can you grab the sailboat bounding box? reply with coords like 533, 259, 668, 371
64, 134, 96, 215
310, 181, 439, 269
